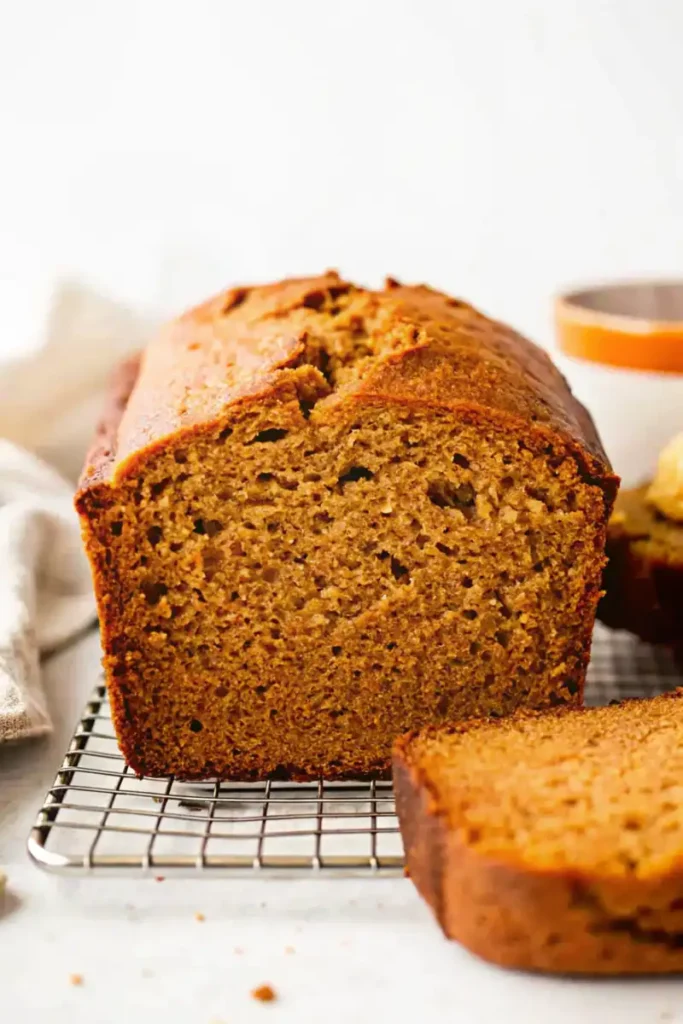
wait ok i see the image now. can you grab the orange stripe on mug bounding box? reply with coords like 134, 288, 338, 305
556, 281, 683, 374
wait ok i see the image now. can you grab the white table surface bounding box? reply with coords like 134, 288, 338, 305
0, 633, 681, 1024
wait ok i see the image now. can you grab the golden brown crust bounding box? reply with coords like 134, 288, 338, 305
393, 693, 683, 975
78, 272, 615, 499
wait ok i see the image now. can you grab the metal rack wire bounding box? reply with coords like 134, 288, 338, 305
28, 624, 681, 877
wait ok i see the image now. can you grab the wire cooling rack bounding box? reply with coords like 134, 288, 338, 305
28, 624, 682, 877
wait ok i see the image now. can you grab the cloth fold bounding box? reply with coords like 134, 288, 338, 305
0, 284, 150, 742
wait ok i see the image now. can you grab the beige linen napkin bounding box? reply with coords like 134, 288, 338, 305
0, 284, 149, 741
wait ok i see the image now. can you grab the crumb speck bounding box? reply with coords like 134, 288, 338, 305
154, 876, 165, 882
69, 974, 83, 987
284, 945, 295, 955
252, 984, 277, 1003
195, 911, 205, 922
233, 946, 244, 955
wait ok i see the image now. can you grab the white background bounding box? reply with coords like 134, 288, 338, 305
2, 0, 683, 355
3, 2, 683, 1022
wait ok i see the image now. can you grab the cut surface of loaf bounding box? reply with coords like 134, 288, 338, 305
599, 485, 683, 651
394, 690, 683, 974
76, 273, 617, 780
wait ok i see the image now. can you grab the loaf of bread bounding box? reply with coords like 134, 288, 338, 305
76, 273, 617, 780
394, 690, 683, 974
599, 485, 683, 653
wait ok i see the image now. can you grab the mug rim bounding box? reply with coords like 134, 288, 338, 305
556, 279, 683, 373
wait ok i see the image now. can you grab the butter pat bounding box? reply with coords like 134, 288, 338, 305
647, 433, 683, 521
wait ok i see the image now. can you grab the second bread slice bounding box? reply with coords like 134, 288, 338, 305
394, 690, 683, 974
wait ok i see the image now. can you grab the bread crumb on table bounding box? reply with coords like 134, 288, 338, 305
69, 974, 83, 987
195, 911, 205, 922
284, 945, 295, 954
251, 984, 277, 1003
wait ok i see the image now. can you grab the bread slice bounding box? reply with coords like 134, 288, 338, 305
599, 485, 683, 651
394, 691, 683, 974
76, 273, 616, 780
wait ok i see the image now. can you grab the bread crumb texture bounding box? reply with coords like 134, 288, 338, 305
394, 689, 683, 974
251, 984, 277, 1003
68, 974, 83, 987
76, 273, 616, 780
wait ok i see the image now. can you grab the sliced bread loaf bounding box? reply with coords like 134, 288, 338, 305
394, 690, 683, 974
77, 273, 616, 780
